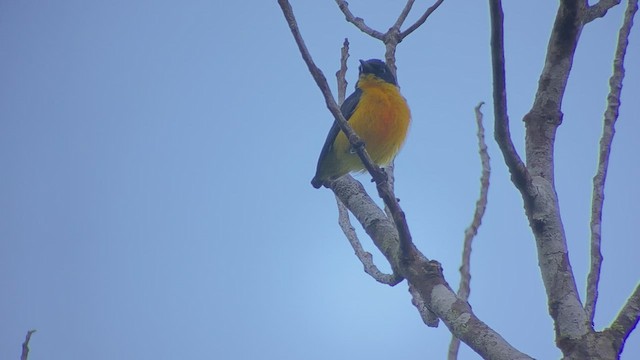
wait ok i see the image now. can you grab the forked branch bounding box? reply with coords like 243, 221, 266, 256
400, 0, 445, 39
337, 199, 403, 285
585, 0, 622, 23
334, 0, 385, 40
334, 0, 444, 75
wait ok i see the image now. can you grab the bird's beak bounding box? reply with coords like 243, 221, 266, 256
359, 59, 368, 74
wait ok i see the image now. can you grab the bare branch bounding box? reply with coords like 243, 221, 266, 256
488, 0, 530, 195
586, 0, 637, 325
393, 0, 416, 31
334, 0, 385, 40
400, 0, 445, 39
21, 330, 36, 360
336, 38, 350, 105
337, 196, 403, 285
606, 283, 640, 354
491, 0, 593, 354
448, 102, 491, 360
332, 176, 533, 360
522, 0, 592, 352
585, 0, 622, 23
409, 283, 439, 327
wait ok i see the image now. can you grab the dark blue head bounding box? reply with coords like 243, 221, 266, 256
358, 59, 397, 85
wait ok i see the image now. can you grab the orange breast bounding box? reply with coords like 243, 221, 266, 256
349, 77, 411, 166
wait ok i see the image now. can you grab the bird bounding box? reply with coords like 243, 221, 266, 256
311, 59, 411, 189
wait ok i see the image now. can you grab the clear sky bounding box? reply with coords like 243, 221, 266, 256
1, 1, 638, 359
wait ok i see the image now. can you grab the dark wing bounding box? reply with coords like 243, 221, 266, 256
314, 88, 362, 169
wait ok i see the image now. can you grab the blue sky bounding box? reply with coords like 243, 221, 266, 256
1, 1, 638, 359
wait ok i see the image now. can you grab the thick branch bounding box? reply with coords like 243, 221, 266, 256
332, 176, 532, 360
524, 0, 591, 353
586, 0, 637, 325
336, 195, 402, 285
491, 0, 591, 354
585, 0, 622, 23
448, 103, 491, 360
21, 330, 36, 360
605, 283, 640, 354
409, 283, 439, 327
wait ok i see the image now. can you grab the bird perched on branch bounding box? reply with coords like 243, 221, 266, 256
311, 59, 411, 188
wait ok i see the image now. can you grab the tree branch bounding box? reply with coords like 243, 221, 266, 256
605, 283, 640, 354
585, 0, 622, 23
334, 0, 385, 40
409, 283, 439, 327
332, 176, 533, 360
526, 0, 589, 349
336, 38, 350, 105
21, 330, 36, 360
488, 0, 531, 196
448, 103, 491, 360
491, 0, 594, 355
336, 195, 403, 285
400, 0, 445, 39
393, 0, 417, 31
586, 0, 637, 325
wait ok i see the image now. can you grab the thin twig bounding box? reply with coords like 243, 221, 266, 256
393, 0, 417, 31
448, 103, 491, 360
334, 0, 385, 40
336, 38, 350, 105
400, 0, 445, 39
337, 198, 403, 285
585, 0, 622, 23
21, 330, 36, 360
488, 0, 530, 195
586, 0, 636, 325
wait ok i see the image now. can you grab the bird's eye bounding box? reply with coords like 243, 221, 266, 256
358, 65, 363, 73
